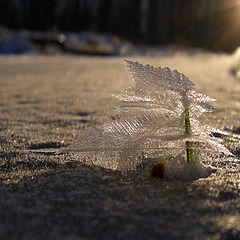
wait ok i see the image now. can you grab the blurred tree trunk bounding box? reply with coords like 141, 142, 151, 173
97, 0, 111, 32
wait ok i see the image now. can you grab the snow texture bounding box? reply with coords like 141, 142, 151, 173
68, 60, 233, 179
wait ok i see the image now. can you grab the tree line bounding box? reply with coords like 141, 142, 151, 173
0, 0, 240, 51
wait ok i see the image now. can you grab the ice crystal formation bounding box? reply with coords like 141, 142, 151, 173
69, 60, 233, 179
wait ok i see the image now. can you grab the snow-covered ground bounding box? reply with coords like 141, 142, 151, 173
0, 53, 239, 239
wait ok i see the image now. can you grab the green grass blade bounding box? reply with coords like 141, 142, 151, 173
185, 107, 194, 164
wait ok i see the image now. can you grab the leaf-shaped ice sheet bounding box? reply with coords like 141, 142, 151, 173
67, 60, 235, 178
124, 60, 195, 95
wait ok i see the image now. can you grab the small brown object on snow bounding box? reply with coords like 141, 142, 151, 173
149, 160, 166, 178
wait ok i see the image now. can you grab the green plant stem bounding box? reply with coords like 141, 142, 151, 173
185, 107, 194, 164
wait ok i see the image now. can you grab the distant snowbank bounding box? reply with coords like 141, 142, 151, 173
0, 28, 208, 56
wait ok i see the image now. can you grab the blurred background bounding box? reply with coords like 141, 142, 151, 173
1, 0, 240, 55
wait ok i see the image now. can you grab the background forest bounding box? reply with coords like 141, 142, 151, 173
1, 0, 240, 52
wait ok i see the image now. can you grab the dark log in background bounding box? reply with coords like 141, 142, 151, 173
0, 0, 240, 51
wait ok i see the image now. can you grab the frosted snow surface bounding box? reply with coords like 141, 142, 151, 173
68, 60, 234, 179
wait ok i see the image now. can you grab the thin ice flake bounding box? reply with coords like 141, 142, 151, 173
67, 60, 235, 179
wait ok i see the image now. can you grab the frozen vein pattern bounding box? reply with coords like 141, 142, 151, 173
69, 60, 233, 178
